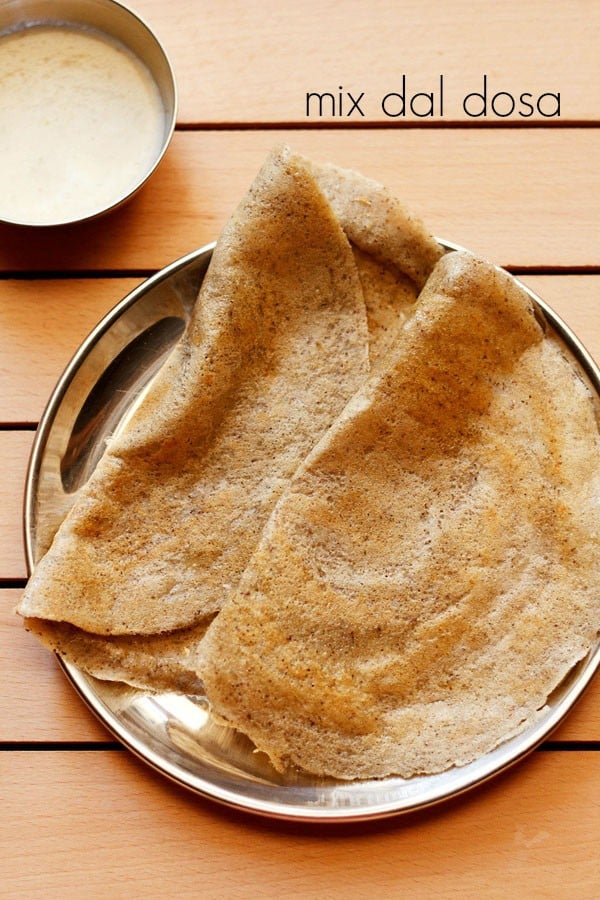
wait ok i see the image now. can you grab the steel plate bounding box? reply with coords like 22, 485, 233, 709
23, 240, 600, 822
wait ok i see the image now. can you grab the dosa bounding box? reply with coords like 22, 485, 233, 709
18, 147, 442, 693
197, 251, 600, 779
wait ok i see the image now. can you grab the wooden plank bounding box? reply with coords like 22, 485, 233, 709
0, 130, 597, 272
521, 275, 600, 366
131, 0, 600, 123
2, 749, 599, 897
2, 275, 598, 424
0, 431, 32, 578
0, 278, 141, 423
0, 590, 108, 742
553, 671, 600, 741
4, 587, 598, 744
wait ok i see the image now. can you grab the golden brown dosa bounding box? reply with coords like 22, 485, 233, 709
18, 146, 371, 635
197, 251, 600, 780
352, 247, 418, 365
25, 617, 208, 693
18, 148, 442, 693
312, 160, 443, 289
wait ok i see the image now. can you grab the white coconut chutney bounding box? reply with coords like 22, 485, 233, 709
0, 24, 166, 225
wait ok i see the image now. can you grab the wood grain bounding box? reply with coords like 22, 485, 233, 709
522, 276, 600, 365
0, 590, 108, 742
3, 587, 597, 743
0, 130, 597, 272
2, 749, 599, 897
130, 0, 600, 123
0, 431, 32, 578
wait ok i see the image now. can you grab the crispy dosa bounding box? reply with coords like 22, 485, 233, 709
25, 617, 207, 693
315, 159, 444, 362
18, 148, 443, 694
197, 251, 600, 780
312, 160, 442, 289
18, 146, 371, 635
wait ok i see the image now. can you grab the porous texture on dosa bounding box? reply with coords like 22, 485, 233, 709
26, 617, 208, 693
312, 161, 443, 289
198, 251, 600, 780
352, 248, 419, 365
18, 147, 371, 635
18, 148, 443, 691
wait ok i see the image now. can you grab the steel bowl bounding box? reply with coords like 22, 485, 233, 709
0, 0, 177, 227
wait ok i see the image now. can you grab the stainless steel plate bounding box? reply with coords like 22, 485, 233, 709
24, 240, 600, 822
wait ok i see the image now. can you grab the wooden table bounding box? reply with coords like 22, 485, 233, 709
2, 1, 599, 895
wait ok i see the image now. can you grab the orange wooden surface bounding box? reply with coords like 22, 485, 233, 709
1, 1, 598, 896
130, 0, 600, 124
0, 130, 598, 272
0, 430, 32, 577
2, 750, 599, 898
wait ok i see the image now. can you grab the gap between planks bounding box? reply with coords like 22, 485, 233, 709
0, 267, 599, 282
175, 121, 600, 131
0, 741, 598, 752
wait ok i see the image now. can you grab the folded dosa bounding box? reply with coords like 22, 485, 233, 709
18, 146, 371, 635
311, 160, 442, 290
314, 158, 444, 362
198, 251, 600, 779
25, 616, 208, 693
18, 148, 442, 693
